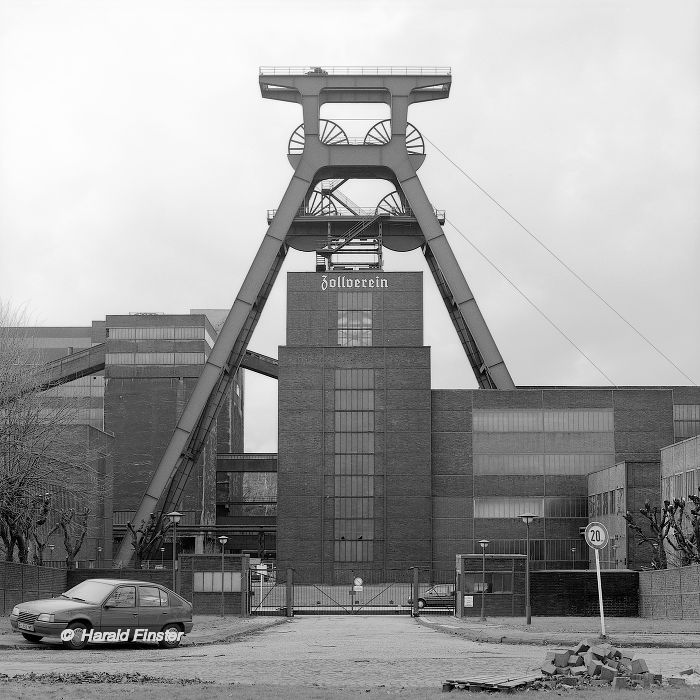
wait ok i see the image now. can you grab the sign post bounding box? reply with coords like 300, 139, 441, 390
584, 521, 609, 639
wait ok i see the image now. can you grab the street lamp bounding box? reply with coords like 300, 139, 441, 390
160, 547, 165, 567
97, 546, 103, 567
571, 547, 576, 569
518, 512, 538, 626
218, 535, 228, 618
167, 511, 183, 593
611, 543, 618, 570
478, 539, 489, 622
48, 544, 55, 565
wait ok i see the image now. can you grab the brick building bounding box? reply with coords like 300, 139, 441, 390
277, 270, 700, 581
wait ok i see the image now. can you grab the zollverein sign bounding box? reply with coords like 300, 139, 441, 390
321, 275, 388, 291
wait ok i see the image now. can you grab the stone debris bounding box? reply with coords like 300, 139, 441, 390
0, 672, 211, 685
528, 639, 667, 691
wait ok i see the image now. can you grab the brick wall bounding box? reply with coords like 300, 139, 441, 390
639, 564, 700, 619
531, 570, 639, 616
0, 562, 68, 614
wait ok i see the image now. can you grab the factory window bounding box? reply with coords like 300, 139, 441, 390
687, 470, 695, 499
472, 409, 614, 433
334, 540, 373, 562
334, 519, 374, 540
334, 476, 374, 498
335, 412, 374, 432
544, 497, 587, 518
462, 573, 513, 594
674, 474, 683, 501
108, 326, 205, 340
334, 433, 375, 454
337, 292, 372, 346
335, 455, 375, 475
543, 454, 616, 475
474, 454, 544, 475
473, 497, 543, 519
673, 405, 700, 439
106, 352, 205, 365
193, 571, 240, 592
334, 390, 374, 411
616, 488, 624, 514
334, 498, 374, 519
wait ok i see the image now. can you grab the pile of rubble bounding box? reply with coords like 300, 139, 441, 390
535, 640, 691, 690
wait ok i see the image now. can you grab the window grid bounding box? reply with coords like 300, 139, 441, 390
108, 326, 205, 340
472, 409, 614, 433
337, 292, 373, 347
474, 497, 587, 518
106, 352, 205, 365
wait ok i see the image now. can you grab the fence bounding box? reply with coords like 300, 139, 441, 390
0, 561, 68, 614
639, 564, 700, 620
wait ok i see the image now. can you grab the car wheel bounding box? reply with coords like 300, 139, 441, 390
158, 623, 182, 649
417, 599, 426, 609
21, 633, 43, 643
62, 622, 89, 650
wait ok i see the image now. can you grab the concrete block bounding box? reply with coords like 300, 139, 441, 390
680, 668, 695, 676
653, 674, 663, 684
631, 659, 648, 674
582, 651, 594, 666
587, 661, 602, 677
600, 665, 618, 682
554, 651, 571, 667
544, 652, 555, 663
612, 677, 629, 691
571, 666, 588, 676
573, 642, 590, 654
589, 645, 608, 659
569, 655, 584, 666
541, 662, 557, 676
606, 659, 620, 671
668, 677, 687, 688
554, 666, 571, 676
641, 677, 651, 689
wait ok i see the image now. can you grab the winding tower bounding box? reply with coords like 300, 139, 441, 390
114, 66, 515, 567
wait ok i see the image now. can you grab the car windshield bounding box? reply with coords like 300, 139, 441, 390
60, 580, 115, 604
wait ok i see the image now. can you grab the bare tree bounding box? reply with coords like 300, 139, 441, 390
126, 513, 170, 569
625, 497, 700, 569
0, 301, 108, 564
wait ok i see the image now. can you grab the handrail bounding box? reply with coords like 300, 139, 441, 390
267, 207, 445, 222
260, 66, 451, 76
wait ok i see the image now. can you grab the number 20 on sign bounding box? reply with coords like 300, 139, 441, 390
585, 521, 609, 638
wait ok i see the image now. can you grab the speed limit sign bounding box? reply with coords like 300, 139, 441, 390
585, 522, 609, 550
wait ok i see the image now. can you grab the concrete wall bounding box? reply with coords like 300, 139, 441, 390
0, 562, 68, 614
639, 564, 700, 619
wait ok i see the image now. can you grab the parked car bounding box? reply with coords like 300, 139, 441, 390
407, 584, 455, 609
9, 578, 193, 650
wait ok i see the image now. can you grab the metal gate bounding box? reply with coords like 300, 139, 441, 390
249, 567, 455, 616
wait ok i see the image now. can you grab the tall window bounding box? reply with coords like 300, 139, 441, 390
334, 369, 375, 562
338, 292, 372, 347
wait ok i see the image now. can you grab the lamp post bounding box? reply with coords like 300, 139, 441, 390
611, 543, 618, 570
218, 535, 228, 618
478, 539, 489, 622
518, 512, 538, 625
48, 544, 55, 566
160, 547, 165, 568
97, 546, 103, 567
167, 511, 183, 593
571, 547, 576, 569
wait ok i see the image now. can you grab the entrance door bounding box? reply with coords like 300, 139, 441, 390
101, 585, 138, 633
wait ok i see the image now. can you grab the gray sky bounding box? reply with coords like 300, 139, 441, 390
1, 0, 698, 452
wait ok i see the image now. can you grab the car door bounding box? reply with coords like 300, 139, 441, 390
101, 585, 138, 634
138, 586, 168, 631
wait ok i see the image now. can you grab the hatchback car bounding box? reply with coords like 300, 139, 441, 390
407, 584, 455, 609
9, 578, 193, 650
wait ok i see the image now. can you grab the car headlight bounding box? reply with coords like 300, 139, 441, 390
36, 613, 54, 622
11, 606, 20, 617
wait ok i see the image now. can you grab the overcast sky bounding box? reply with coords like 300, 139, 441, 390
1, 0, 698, 452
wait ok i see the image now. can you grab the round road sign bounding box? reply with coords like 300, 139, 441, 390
585, 522, 609, 550
353, 577, 363, 587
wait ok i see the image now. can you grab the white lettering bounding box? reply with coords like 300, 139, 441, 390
320, 276, 389, 290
